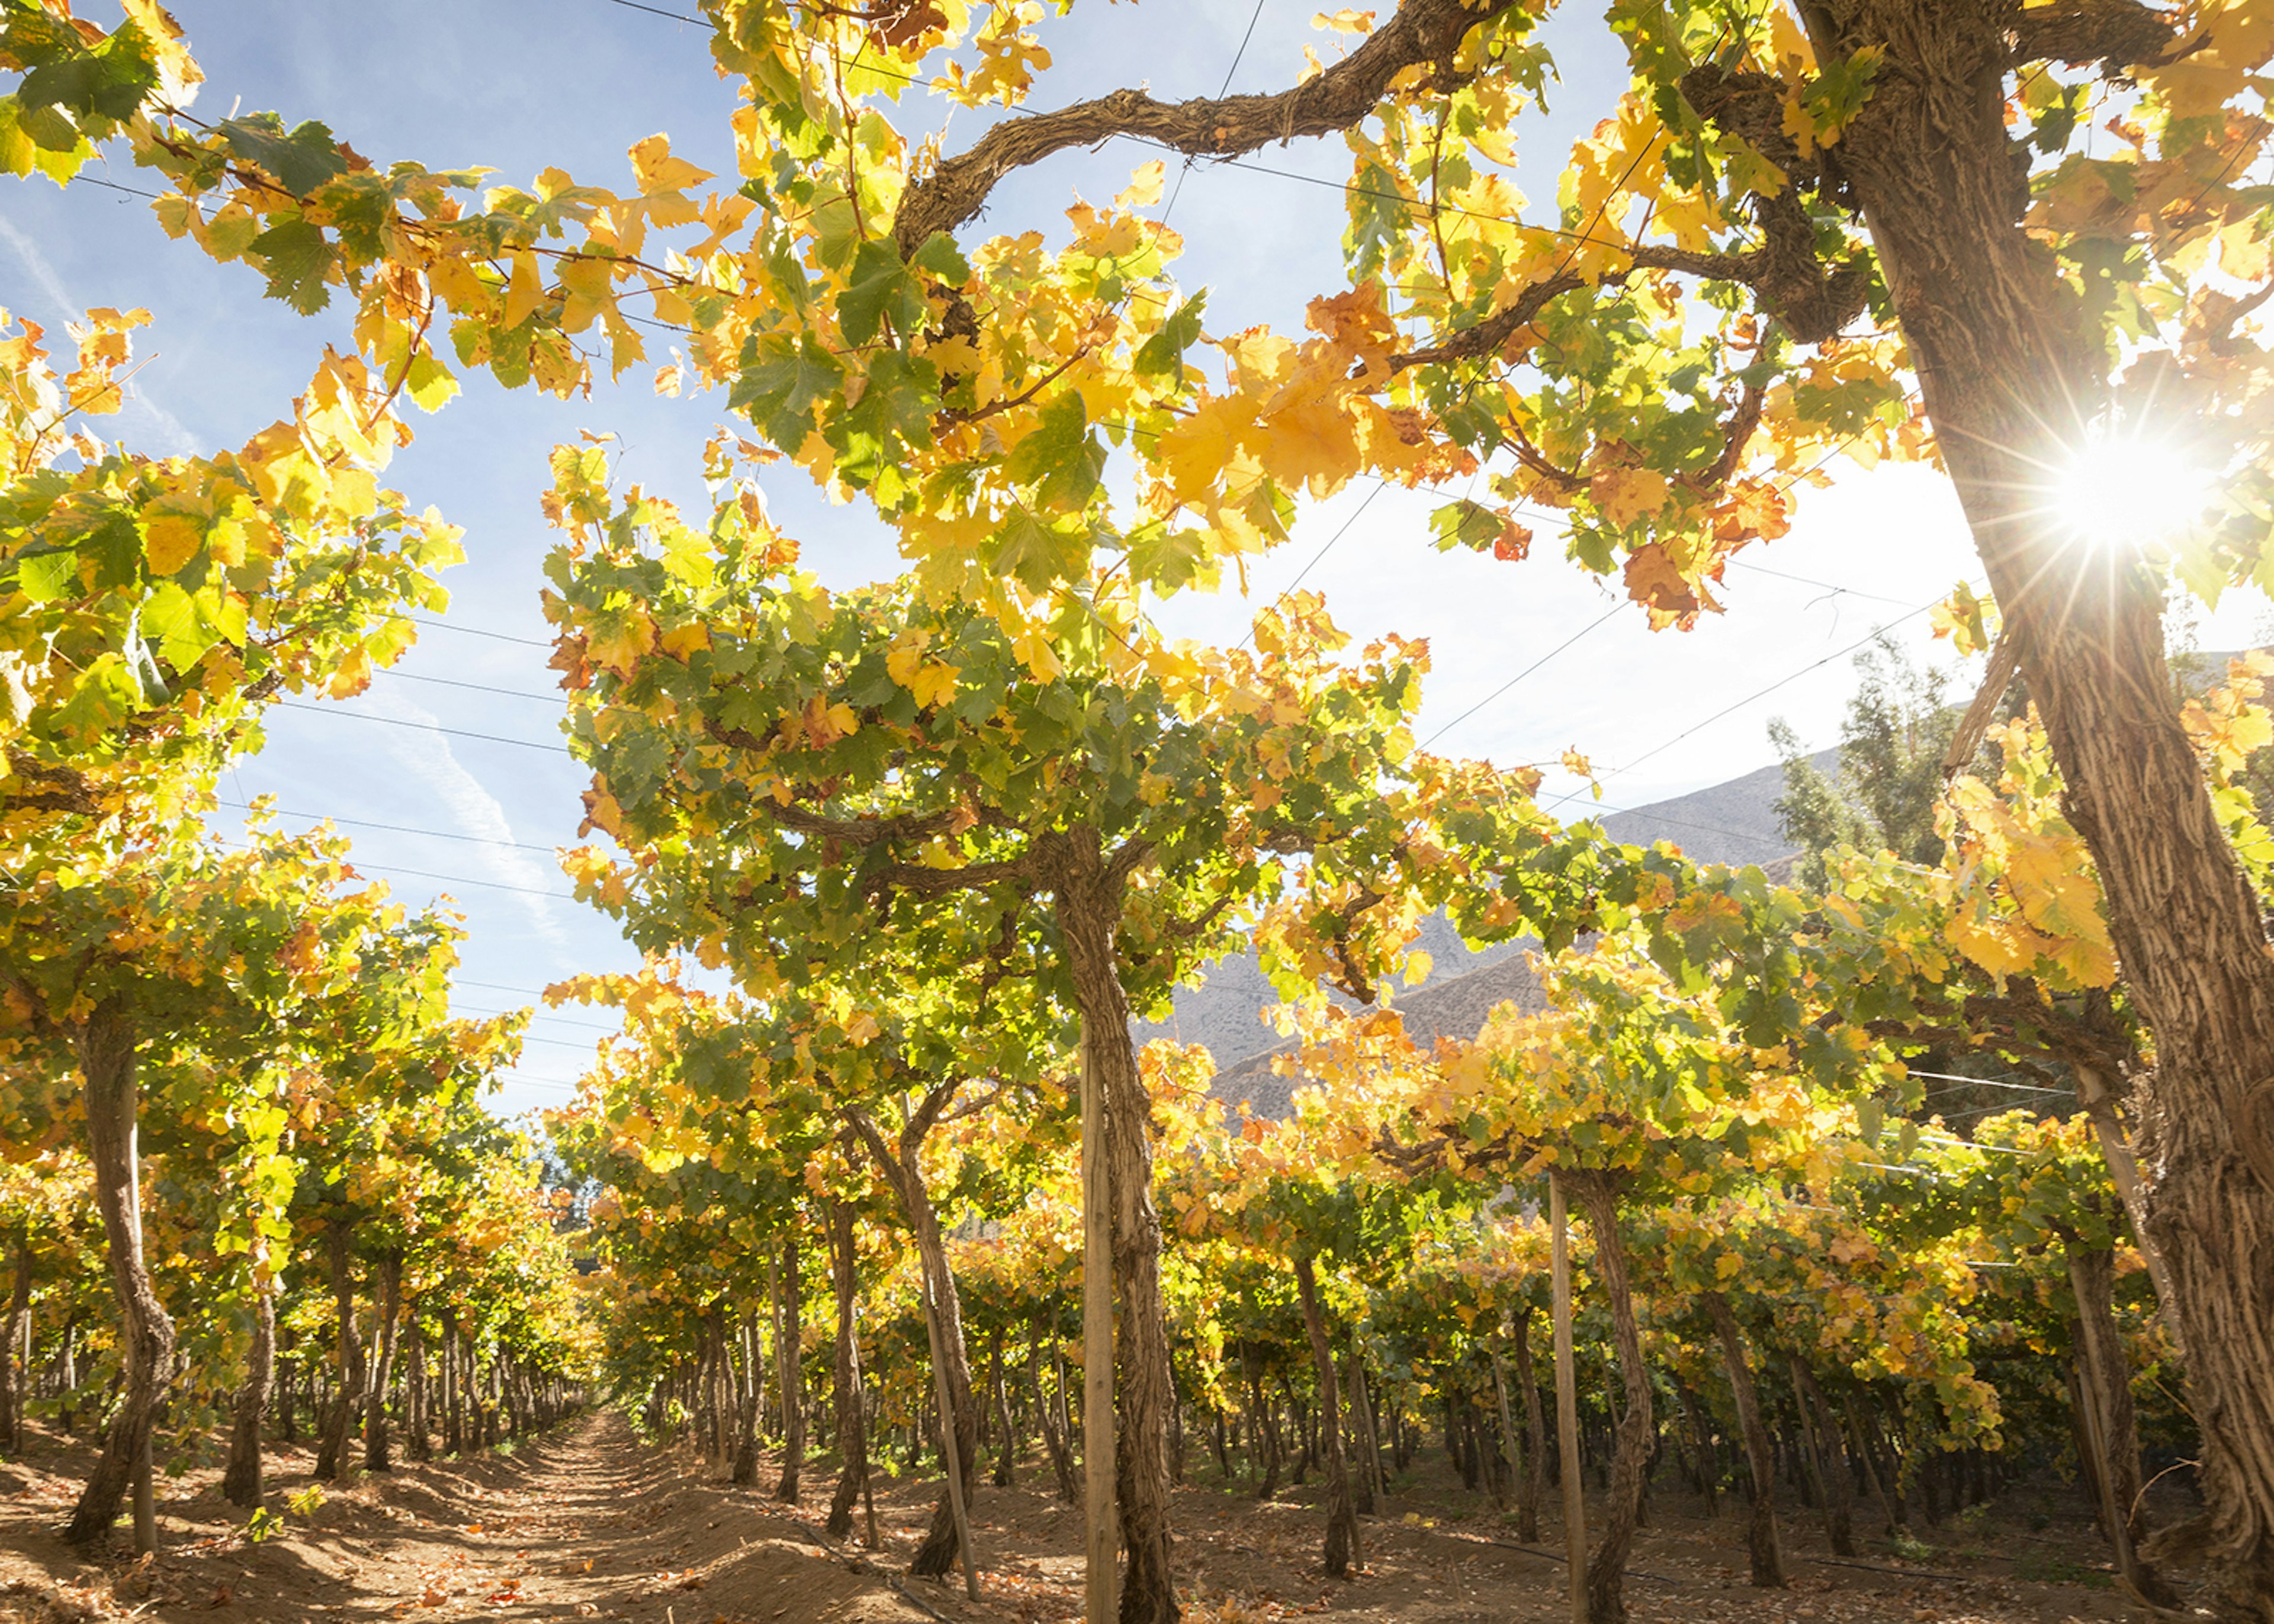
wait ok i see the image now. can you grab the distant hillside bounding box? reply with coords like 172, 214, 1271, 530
1595, 747, 1833, 867
1131, 909, 1521, 1071
1181, 648, 2266, 1114
1209, 950, 1552, 1118
1144, 747, 1819, 1115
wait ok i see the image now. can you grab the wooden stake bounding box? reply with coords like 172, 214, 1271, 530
1079, 1019, 1119, 1624
134, 1432, 155, 1555
1550, 1172, 1585, 1624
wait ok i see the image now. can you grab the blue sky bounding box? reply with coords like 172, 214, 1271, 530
8, 2, 2250, 1115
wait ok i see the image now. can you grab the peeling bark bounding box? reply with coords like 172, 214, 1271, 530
65, 1010, 176, 1548
1030, 1319, 1078, 1503
2068, 1243, 2180, 1606
1570, 1172, 1651, 1624
1812, 3, 2274, 1610
0, 1223, 30, 1455
847, 1099, 979, 1580
1703, 1292, 1784, 1588
826, 1201, 872, 1542
1510, 1307, 1547, 1543
1048, 829, 1176, 1624
774, 1224, 805, 1502
890, 0, 1520, 253
1791, 1359, 1856, 1558
364, 1250, 402, 1472
314, 1223, 361, 1482
221, 1281, 274, 1507
1293, 1252, 1360, 1578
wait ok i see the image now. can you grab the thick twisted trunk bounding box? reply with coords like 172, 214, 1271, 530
1816, 2, 2274, 1612
1510, 1308, 1547, 1543
1570, 1172, 1651, 1624
406, 1313, 433, 1464
2069, 1243, 2180, 1606
314, 1224, 361, 1481
773, 1222, 806, 1501
1030, 1320, 1078, 1502
1052, 832, 1178, 1624
1293, 1252, 1360, 1578
66, 1012, 175, 1549
826, 1201, 871, 1541
990, 1330, 1016, 1488
221, 1280, 275, 1507
1703, 1292, 1783, 1588
364, 1251, 402, 1472
847, 1103, 979, 1580
441, 1315, 462, 1454
1, 1222, 29, 1454
1791, 1360, 1855, 1557
733, 1314, 762, 1488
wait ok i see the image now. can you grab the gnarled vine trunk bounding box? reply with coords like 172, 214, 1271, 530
1703, 1291, 1783, 1588
1030, 1319, 1078, 1503
1048, 828, 1178, 1624
314, 1222, 362, 1482
2068, 1242, 2180, 1606
66, 1011, 175, 1548
1570, 1172, 1651, 1624
990, 1329, 1016, 1488
1814, 3, 2274, 1613
406, 1313, 433, 1463
221, 1279, 275, 1507
773, 1221, 805, 1502
1791, 1359, 1855, 1558
1292, 1252, 1360, 1578
1511, 1306, 1547, 1543
364, 1250, 402, 1472
733, 1313, 762, 1488
826, 1199, 871, 1543
1, 1221, 30, 1455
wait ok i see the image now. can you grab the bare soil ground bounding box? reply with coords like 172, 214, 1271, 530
0, 1413, 2153, 1624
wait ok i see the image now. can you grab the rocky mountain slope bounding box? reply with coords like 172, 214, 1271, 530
1141, 751, 1816, 1114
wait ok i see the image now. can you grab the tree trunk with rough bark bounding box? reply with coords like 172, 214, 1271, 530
774, 1222, 805, 1502
221, 1280, 275, 1507
406, 1314, 432, 1464
1511, 1307, 1547, 1543
364, 1251, 402, 1472
314, 1224, 361, 1482
1812, 4, 2274, 1612
441, 1316, 462, 1455
1048, 830, 1177, 1624
734, 1313, 762, 1487
2068, 1242, 2180, 1605
1030, 1320, 1078, 1503
1245, 1362, 1281, 1501
991, 1330, 1016, 1488
1790, 1360, 1855, 1557
826, 1201, 871, 1542
1345, 1339, 1380, 1513
0, 1222, 29, 1455
1292, 1252, 1360, 1578
847, 1104, 980, 1579
66, 1012, 178, 1547
1703, 1292, 1783, 1588
1571, 1173, 1651, 1624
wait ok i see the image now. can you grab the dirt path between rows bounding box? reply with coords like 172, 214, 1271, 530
1, 1413, 925, 1624
1, 1411, 2151, 1624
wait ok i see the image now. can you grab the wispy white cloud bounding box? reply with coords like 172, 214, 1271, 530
0, 208, 199, 458
358, 688, 570, 947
